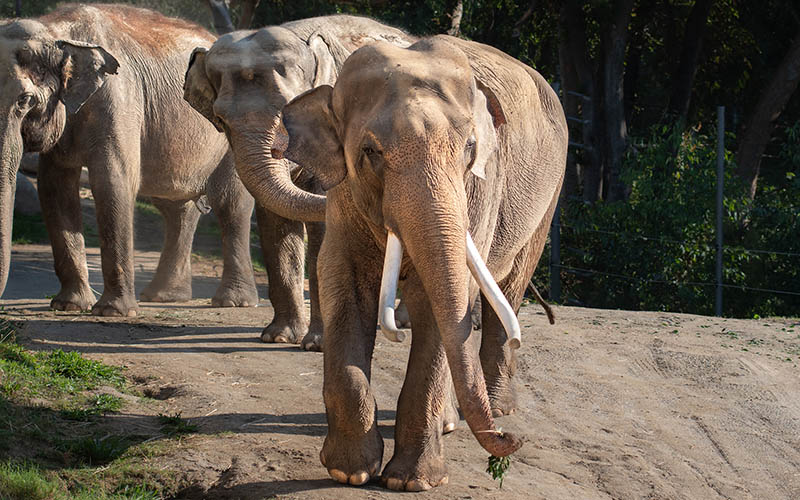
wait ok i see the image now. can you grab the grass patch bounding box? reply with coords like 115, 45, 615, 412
134, 199, 160, 218
0, 318, 189, 499
11, 213, 49, 245
157, 412, 198, 438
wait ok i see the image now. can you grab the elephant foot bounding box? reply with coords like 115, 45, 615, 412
211, 282, 258, 308
91, 294, 138, 317
260, 319, 306, 344
140, 283, 192, 303
487, 378, 517, 417
50, 285, 94, 312
394, 300, 411, 328
321, 426, 383, 487
300, 322, 323, 351
381, 450, 448, 491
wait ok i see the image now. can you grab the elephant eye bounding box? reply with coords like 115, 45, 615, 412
464, 134, 477, 166
16, 93, 35, 110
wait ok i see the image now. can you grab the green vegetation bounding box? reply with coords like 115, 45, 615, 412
157, 412, 198, 438
11, 213, 48, 245
0, 318, 186, 499
486, 454, 511, 489
533, 123, 800, 318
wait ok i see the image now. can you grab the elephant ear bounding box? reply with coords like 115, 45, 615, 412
183, 47, 222, 131
280, 85, 346, 190
56, 40, 119, 115
470, 78, 506, 180
308, 34, 337, 87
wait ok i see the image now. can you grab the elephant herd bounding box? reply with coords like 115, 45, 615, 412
0, 4, 566, 492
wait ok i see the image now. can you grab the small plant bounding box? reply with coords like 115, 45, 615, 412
487, 454, 511, 488
59, 435, 131, 466
157, 412, 198, 437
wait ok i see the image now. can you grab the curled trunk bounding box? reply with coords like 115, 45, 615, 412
229, 116, 326, 222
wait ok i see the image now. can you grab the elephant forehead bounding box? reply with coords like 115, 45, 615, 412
336, 41, 474, 111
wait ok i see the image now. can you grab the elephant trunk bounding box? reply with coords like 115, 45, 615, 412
0, 125, 24, 296
229, 115, 326, 222
383, 184, 522, 458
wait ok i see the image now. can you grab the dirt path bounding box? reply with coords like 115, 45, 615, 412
4, 244, 800, 499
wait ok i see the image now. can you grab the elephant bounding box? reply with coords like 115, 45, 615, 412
183, 15, 415, 349
0, 4, 315, 330
277, 36, 567, 490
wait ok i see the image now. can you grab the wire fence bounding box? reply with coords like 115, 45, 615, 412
548, 100, 800, 316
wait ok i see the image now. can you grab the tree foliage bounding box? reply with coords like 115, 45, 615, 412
7, 0, 799, 316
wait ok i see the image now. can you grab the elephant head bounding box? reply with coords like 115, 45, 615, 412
0, 20, 118, 296
279, 37, 522, 457
183, 27, 340, 222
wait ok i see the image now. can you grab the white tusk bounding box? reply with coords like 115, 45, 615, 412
465, 232, 521, 349
378, 231, 406, 342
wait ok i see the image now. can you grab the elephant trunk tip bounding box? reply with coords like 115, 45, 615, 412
476, 429, 523, 457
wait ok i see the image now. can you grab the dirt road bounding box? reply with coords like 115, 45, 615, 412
4, 244, 800, 499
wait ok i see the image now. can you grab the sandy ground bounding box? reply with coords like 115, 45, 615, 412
3, 243, 800, 499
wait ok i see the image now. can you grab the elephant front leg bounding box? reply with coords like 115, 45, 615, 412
87, 163, 137, 317
381, 279, 450, 491
139, 198, 201, 302
206, 161, 259, 307
254, 205, 307, 344
319, 231, 384, 485
38, 157, 94, 311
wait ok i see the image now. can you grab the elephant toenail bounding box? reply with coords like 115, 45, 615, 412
385, 477, 404, 490
443, 422, 456, 434
406, 479, 430, 491
329, 468, 348, 483
349, 471, 369, 485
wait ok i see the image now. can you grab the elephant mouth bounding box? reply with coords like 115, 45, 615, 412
377, 230, 521, 348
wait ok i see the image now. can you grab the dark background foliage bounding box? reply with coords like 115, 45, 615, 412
5, 0, 799, 317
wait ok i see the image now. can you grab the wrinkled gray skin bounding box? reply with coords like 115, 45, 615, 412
183, 15, 415, 349
0, 4, 277, 317
279, 37, 567, 490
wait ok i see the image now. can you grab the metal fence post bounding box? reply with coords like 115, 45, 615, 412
550, 199, 561, 303
715, 106, 725, 317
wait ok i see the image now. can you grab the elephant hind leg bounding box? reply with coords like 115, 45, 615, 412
481, 230, 552, 416
206, 154, 258, 308
139, 198, 200, 302
382, 275, 450, 491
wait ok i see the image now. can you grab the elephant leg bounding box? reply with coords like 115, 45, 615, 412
253, 205, 307, 344
319, 223, 383, 486
481, 232, 551, 416
381, 276, 450, 491
87, 155, 138, 317
206, 155, 258, 307
139, 198, 200, 302
38, 156, 94, 311
300, 218, 324, 350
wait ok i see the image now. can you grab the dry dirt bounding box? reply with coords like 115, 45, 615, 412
3, 242, 800, 500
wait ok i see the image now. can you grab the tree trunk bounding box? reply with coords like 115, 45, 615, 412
206, 0, 235, 34
447, 0, 463, 36
602, 0, 634, 202
237, 0, 261, 30
736, 31, 800, 199
558, 37, 580, 199
667, 0, 714, 122
561, 0, 600, 202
